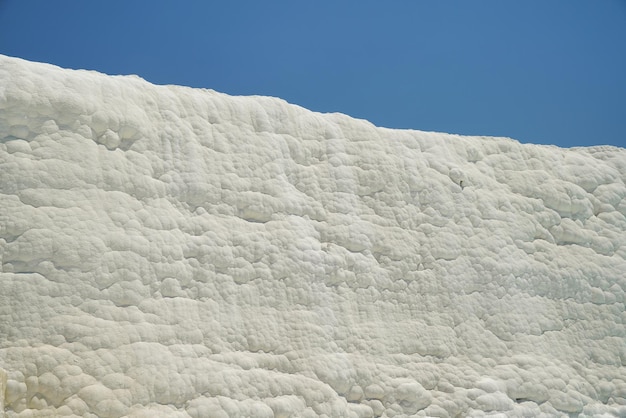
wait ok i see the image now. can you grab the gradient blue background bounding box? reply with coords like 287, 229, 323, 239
1, 1, 625, 148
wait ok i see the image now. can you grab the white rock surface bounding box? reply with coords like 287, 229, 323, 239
1, 54, 625, 417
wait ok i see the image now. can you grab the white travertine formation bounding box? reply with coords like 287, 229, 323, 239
1, 55, 625, 417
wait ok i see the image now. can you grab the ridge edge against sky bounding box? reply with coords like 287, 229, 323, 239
0, 1, 624, 148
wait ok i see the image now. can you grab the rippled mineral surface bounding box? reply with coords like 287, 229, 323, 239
1, 55, 625, 417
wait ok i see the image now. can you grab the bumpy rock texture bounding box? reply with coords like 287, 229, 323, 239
1, 55, 625, 417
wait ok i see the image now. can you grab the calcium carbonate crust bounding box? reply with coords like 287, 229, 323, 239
1, 55, 625, 417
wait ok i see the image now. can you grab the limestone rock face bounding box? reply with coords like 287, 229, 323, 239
1, 55, 625, 417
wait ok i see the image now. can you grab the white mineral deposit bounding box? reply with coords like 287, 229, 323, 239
1, 55, 625, 417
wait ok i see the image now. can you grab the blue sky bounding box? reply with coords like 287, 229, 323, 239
1, 1, 625, 148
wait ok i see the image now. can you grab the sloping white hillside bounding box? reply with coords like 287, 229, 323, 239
1, 55, 625, 417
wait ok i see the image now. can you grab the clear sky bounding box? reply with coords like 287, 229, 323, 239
1, 1, 625, 148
